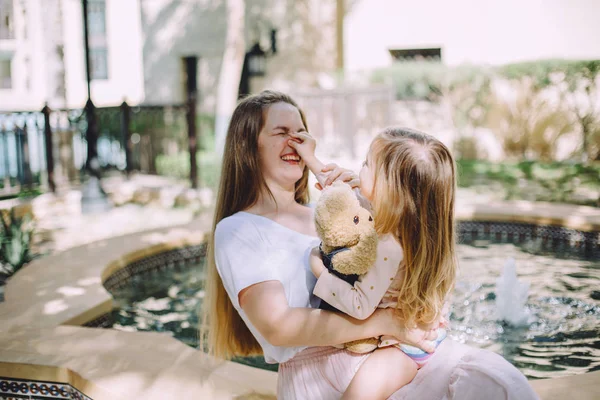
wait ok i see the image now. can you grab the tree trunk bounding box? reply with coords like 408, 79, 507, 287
336, 0, 344, 72
214, 0, 245, 156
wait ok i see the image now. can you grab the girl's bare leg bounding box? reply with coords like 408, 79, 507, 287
342, 347, 417, 400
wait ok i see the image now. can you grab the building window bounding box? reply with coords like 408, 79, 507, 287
90, 48, 108, 80
0, 58, 11, 88
87, 0, 108, 80
389, 48, 442, 62
88, 0, 106, 36
0, 0, 14, 40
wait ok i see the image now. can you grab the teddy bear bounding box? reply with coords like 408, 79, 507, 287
313, 181, 380, 353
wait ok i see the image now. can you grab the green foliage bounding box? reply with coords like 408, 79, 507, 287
457, 160, 600, 206
373, 59, 600, 162
454, 136, 485, 160
156, 151, 220, 190
155, 126, 220, 188
17, 188, 43, 199
0, 210, 34, 281
485, 82, 575, 161
371, 61, 446, 100
499, 59, 600, 89
498, 60, 600, 160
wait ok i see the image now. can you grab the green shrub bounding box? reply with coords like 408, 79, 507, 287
373, 59, 600, 162
456, 159, 600, 206
497, 60, 600, 161
156, 151, 220, 189
371, 61, 446, 100
0, 210, 34, 282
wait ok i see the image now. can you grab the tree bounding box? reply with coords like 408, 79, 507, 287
214, 0, 245, 156
561, 61, 600, 161
499, 60, 600, 162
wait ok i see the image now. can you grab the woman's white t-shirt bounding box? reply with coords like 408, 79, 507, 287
214, 211, 321, 364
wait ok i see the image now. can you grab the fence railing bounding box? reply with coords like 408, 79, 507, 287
0, 102, 191, 195
1, 86, 392, 196
0, 111, 48, 194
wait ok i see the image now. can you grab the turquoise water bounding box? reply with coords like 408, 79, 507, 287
107, 240, 600, 379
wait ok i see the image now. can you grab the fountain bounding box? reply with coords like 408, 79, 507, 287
495, 257, 530, 326
100, 242, 600, 380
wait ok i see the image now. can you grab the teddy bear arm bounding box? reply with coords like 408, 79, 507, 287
344, 337, 380, 354
331, 246, 374, 276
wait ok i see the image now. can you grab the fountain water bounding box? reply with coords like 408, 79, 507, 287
495, 257, 530, 326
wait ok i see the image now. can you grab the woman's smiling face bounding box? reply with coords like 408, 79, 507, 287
258, 102, 308, 189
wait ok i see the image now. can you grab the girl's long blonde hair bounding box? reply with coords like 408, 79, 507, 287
201, 90, 310, 359
370, 127, 457, 328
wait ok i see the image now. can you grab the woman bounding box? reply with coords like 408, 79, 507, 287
202, 90, 538, 399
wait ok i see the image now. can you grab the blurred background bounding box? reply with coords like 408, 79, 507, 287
0, 0, 599, 387
0, 0, 598, 206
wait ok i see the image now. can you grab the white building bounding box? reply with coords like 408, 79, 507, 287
0, 0, 335, 113
0, 0, 145, 111
1, 0, 599, 112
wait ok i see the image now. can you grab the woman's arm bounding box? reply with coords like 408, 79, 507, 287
239, 280, 437, 352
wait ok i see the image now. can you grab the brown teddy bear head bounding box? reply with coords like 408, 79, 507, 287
314, 182, 378, 275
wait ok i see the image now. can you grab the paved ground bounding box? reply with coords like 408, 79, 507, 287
18, 174, 208, 255
1, 173, 599, 399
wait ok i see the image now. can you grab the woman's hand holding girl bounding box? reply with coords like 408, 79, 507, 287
375, 308, 438, 354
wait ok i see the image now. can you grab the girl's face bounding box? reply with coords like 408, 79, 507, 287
258, 102, 307, 189
359, 152, 375, 203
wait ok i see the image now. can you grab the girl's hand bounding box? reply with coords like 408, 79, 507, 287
288, 131, 317, 162
376, 308, 438, 353
316, 163, 360, 191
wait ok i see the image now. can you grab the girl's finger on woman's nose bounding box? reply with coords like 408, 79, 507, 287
289, 131, 311, 141
287, 140, 301, 151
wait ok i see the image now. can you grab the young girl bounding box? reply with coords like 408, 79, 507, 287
288, 126, 457, 399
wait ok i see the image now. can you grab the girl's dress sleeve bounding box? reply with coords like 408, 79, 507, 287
313, 236, 403, 319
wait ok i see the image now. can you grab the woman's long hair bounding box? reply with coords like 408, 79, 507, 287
201, 90, 310, 359
370, 127, 457, 328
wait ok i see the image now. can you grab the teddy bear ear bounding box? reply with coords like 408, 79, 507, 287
317, 182, 359, 213
333, 182, 360, 208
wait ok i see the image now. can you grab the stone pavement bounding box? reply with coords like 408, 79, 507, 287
0, 174, 213, 256
0, 173, 598, 399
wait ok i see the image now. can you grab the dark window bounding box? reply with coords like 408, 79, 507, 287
90, 48, 108, 80
87, 0, 108, 80
389, 48, 442, 62
88, 0, 106, 36
0, 58, 11, 89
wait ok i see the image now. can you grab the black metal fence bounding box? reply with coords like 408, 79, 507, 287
0, 102, 191, 196
0, 111, 49, 194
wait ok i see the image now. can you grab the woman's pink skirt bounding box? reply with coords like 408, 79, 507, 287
278, 339, 539, 400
